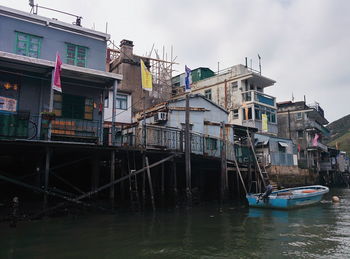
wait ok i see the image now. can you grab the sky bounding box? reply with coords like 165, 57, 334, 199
1, 0, 350, 123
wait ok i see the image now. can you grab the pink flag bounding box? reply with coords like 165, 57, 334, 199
52, 52, 62, 92
312, 133, 320, 147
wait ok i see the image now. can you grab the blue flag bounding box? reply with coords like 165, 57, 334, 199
185, 65, 191, 92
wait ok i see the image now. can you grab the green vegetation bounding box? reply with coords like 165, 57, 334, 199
326, 114, 350, 153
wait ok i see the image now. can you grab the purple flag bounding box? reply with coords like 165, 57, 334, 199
185, 65, 191, 92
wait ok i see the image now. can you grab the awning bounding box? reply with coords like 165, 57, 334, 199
255, 140, 269, 146
278, 141, 289, 147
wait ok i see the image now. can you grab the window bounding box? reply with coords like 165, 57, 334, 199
231, 82, 238, 91
66, 43, 88, 67
243, 107, 252, 120
204, 89, 212, 100
297, 130, 304, 138
116, 94, 127, 110
104, 96, 109, 108
296, 112, 303, 120
206, 138, 217, 150
15, 32, 42, 58
232, 109, 239, 119
254, 105, 276, 123
278, 145, 286, 153
54, 93, 93, 120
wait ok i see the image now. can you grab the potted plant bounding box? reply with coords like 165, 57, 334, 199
41, 111, 56, 121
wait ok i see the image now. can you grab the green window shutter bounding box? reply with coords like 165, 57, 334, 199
65, 43, 88, 67
15, 32, 42, 58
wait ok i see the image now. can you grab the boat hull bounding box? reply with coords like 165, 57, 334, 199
246, 185, 329, 209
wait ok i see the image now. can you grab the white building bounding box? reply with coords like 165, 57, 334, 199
173, 64, 277, 135
104, 89, 132, 124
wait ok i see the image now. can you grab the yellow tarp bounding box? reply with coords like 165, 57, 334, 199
140, 59, 152, 92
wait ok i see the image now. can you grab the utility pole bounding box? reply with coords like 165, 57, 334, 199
220, 122, 227, 210
185, 93, 192, 207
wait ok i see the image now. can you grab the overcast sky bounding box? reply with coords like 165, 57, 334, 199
2, 0, 350, 123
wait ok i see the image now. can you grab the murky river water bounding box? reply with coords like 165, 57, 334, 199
1, 188, 350, 258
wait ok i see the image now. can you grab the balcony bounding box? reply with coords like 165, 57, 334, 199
242, 120, 278, 135
242, 90, 276, 107
307, 141, 328, 152
305, 121, 330, 137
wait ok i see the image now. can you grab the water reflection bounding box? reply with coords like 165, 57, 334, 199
0, 189, 349, 258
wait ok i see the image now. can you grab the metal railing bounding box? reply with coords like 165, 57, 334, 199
103, 124, 248, 161
0, 111, 101, 143
0, 111, 40, 140
0, 113, 254, 161
242, 90, 276, 107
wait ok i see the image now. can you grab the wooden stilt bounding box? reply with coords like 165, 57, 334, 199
38, 154, 175, 217
145, 156, 156, 211
161, 162, 165, 207
91, 154, 99, 197
110, 150, 115, 207
142, 154, 146, 209
173, 159, 178, 206
43, 147, 50, 210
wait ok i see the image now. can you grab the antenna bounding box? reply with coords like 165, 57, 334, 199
28, 0, 83, 26
258, 54, 261, 75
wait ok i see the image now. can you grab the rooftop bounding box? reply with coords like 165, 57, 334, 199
0, 5, 110, 41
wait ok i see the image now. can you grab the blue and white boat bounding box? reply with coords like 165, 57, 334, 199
246, 185, 329, 209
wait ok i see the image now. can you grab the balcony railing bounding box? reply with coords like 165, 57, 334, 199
307, 141, 328, 152
305, 121, 330, 136
103, 124, 253, 162
42, 118, 101, 143
242, 90, 276, 107
0, 112, 255, 162
0, 111, 40, 140
0, 111, 101, 143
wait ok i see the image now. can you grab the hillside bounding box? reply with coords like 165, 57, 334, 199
326, 114, 350, 153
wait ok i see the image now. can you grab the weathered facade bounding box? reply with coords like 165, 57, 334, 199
255, 134, 297, 167
277, 101, 329, 173
0, 5, 122, 143
172, 64, 278, 135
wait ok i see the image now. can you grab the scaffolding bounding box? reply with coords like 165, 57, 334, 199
106, 40, 177, 88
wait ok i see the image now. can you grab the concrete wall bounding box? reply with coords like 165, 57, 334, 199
0, 15, 107, 70
267, 166, 318, 187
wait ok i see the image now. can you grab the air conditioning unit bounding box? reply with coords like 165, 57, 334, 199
154, 112, 167, 122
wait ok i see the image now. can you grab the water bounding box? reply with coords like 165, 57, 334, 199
1, 188, 350, 258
